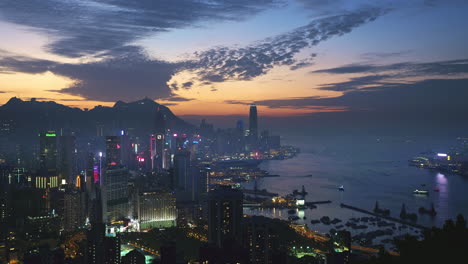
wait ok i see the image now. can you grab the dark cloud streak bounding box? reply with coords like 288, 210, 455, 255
0, 0, 279, 57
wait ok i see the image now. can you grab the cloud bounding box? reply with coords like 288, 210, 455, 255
312, 59, 468, 76
161, 96, 194, 102
360, 50, 412, 60
182, 82, 193, 89
0, 0, 279, 57
0, 50, 55, 74
185, 8, 387, 84
0, 46, 180, 102
316, 75, 394, 92
224, 100, 253, 105
310, 59, 468, 92
250, 78, 468, 118
52, 48, 180, 102
0, 7, 389, 102
295, 0, 465, 16
223, 58, 468, 119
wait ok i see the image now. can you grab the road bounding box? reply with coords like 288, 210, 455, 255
290, 224, 400, 256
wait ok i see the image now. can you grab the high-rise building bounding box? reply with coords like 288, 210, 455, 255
327, 230, 351, 264
86, 223, 106, 264
103, 166, 129, 223
208, 186, 243, 247
58, 135, 76, 185
154, 108, 166, 135
63, 188, 85, 233
106, 136, 121, 167
249, 104, 258, 146
37, 131, 59, 189
121, 249, 145, 264
86, 223, 121, 264
104, 235, 121, 264
150, 133, 164, 171
137, 191, 176, 230
173, 150, 190, 191
120, 132, 133, 168
242, 216, 279, 264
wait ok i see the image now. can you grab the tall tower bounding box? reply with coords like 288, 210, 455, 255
37, 131, 59, 189
208, 186, 243, 247
105, 136, 121, 167
173, 150, 191, 191
249, 105, 258, 146
154, 107, 166, 135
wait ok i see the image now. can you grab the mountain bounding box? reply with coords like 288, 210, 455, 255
0, 97, 194, 137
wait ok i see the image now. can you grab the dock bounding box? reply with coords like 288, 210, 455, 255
242, 189, 278, 197
306, 200, 332, 205
340, 203, 429, 230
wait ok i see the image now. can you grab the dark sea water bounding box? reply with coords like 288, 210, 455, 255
242, 135, 468, 237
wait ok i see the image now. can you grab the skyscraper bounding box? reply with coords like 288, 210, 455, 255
242, 216, 279, 264
249, 104, 258, 147
104, 235, 121, 264
63, 188, 85, 233
150, 133, 164, 171
173, 150, 191, 191
58, 135, 76, 185
103, 166, 129, 223
137, 191, 176, 230
154, 107, 166, 134
37, 131, 59, 189
105, 136, 121, 167
86, 223, 105, 264
208, 186, 243, 247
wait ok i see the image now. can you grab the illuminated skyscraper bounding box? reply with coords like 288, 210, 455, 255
105, 136, 121, 167
150, 133, 164, 171
137, 191, 176, 230
249, 105, 258, 148
63, 188, 85, 232
103, 166, 129, 223
208, 186, 243, 247
37, 131, 59, 189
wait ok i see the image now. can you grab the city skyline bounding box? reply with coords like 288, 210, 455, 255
1, 0, 468, 121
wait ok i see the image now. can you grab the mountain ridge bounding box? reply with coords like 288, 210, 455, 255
0, 97, 193, 137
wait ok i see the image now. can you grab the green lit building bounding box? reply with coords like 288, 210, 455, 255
137, 191, 176, 230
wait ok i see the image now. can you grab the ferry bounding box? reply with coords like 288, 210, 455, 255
413, 189, 429, 195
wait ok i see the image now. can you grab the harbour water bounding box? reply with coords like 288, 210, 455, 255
242, 135, 468, 238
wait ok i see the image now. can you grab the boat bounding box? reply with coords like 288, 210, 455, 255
413, 189, 429, 195
338, 185, 344, 191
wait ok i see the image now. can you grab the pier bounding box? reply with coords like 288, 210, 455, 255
340, 203, 429, 230
306, 200, 332, 205
242, 189, 278, 197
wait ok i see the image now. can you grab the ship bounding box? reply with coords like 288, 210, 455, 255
413, 189, 429, 195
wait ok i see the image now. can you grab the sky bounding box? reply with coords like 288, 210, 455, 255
1, 0, 468, 128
